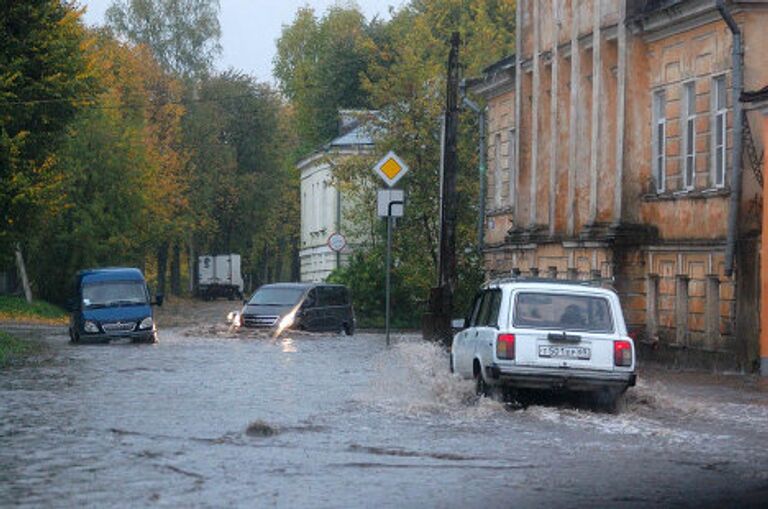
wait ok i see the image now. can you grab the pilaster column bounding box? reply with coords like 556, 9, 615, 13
549, 0, 561, 237
613, 0, 627, 225
529, 0, 541, 227
567, 2, 580, 236
589, 0, 602, 224
513, 0, 523, 225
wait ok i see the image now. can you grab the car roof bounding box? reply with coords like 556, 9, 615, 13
484, 277, 617, 295
77, 267, 145, 283
257, 282, 346, 290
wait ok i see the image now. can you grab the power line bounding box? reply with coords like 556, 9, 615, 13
1, 91, 278, 110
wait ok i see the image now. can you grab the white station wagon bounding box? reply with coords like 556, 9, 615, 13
451, 278, 636, 407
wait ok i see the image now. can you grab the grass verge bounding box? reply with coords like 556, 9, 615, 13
0, 295, 68, 325
0, 331, 41, 366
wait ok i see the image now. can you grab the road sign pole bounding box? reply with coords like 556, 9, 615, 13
372, 150, 408, 347
385, 214, 392, 347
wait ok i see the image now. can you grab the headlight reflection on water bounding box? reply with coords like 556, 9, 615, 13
226, 311, 242, 333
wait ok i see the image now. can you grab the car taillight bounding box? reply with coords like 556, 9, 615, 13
496, 333, 515, 360
614, 340, 632, 367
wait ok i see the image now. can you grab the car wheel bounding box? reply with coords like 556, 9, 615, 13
592, 388, 624, 413
475, 369, 489, 397
70, 329, 80, 344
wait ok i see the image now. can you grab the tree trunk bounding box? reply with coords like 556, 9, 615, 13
188, 239, 196, 294
261, 244, 270, 284
171, 243, 181, 296
156, 241, 169, 296
14, 243, 32, 304
273, 237, 285, 282
290, 233, 300, 282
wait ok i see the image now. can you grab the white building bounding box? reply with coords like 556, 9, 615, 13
298, 112, 375, 282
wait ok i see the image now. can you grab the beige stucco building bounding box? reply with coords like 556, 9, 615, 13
469, 0, 767, 370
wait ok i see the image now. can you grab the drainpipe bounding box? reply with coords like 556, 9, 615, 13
760, 106, 768, 376
717, 0, 743, 278
461, 86, 487, 254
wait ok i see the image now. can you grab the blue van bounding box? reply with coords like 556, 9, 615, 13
68, 268, 163, 344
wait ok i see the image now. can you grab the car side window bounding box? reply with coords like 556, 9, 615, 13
304, 289, 317, 308
486, 290, 502, 327
330, 287, 346, 306
476, 291, 493, 326
475, 289, 501, 327
468, 293, 483, 327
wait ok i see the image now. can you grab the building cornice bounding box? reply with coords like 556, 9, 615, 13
628, 0, 744, 41
297, 145, 373, 173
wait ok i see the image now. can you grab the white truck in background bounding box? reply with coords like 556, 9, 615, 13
198, 254, 244, 301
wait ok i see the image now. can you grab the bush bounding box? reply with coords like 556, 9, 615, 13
0, 296, 67, 324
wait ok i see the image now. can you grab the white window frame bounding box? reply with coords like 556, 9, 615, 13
682, 81, 696, 190
494, 132, 502, 208
712, 75, 727, 188
652, 89, 667, 193
508, 128, 517, 208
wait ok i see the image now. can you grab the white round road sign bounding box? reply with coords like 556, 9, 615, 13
327, 232, 347, 252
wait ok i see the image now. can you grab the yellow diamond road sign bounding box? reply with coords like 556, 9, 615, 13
374, 151, 409, 187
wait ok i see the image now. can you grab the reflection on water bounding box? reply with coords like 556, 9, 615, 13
1, 326, 767, 507
281, 337, 297, 353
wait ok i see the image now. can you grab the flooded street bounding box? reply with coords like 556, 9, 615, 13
2, 302, 768, 508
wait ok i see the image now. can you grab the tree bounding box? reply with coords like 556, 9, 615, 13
0, 0, 97, 299
28, 30, 191, 302
183, 72, 294, 289
327, 0, 516, 326
105, 0, 221, 79
106, 0, 221, 293
274, 6, 380, 152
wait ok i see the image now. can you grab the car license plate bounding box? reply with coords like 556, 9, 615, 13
538, 344, 591, 360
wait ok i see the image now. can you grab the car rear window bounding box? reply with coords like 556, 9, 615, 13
513, 292, 613, 333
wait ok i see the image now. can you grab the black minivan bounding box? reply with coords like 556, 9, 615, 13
240, 283, 355, 335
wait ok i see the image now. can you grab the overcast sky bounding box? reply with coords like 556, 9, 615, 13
79, 0, 403, 84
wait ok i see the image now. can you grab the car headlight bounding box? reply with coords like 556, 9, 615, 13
278, 310, 296, 331
83, 320, 99, 333
139, 317, 154, 330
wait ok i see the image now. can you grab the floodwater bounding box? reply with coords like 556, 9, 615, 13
1, 305, 767, 508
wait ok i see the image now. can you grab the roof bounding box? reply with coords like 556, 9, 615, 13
481, 54, 516, 76
627, 0, 685, 16
77, 267, 145, 283
296, 111, 378, 171
258, 282, 345, 290
742, 85, 768, 103
466, 54, 516, 99
328, 121, 376, 148
484, 277, 617, 294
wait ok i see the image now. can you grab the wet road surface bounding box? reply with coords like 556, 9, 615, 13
2, 303, 768, 508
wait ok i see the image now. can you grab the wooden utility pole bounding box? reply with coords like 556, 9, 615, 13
14, 243, 32, 304
424, 32, 461, 345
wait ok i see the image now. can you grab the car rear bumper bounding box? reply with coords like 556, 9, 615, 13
487, 364, 636, 392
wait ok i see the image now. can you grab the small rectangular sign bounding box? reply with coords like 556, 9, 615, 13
377, 189, 405, 217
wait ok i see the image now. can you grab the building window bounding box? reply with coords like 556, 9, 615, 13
713, 75, 727, 188
494, 133, 502, 208
683, 81, 696, 190
508, 128, 516, 207
652, 90, 666, 193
